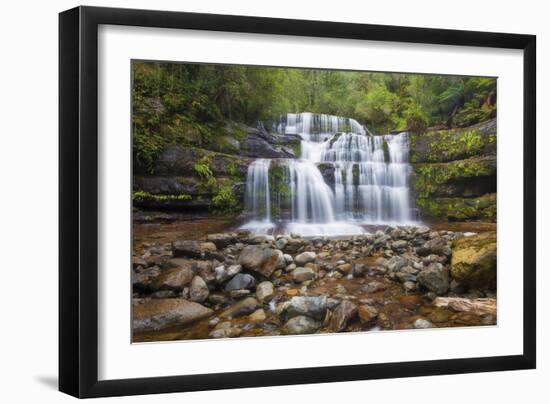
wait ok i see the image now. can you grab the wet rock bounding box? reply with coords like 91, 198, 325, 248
152, 267, 194, 290
133, 298, 213, 332
132, 256, 148, 269
362, 281, 386, 293
238, 245, 285, 278
358, 304, 378, 324
336, 263, 352, 275
417, 263, 450, 295
285, 263, 297, 273
284, 238, 308, 254
248, 308, 267, 322
278, 296, 327, 321
283, 254, 294, 264
294, 251, 317, 266
422, 254, 447, 265
276, 238, 288, 250
209, 327, 242, 338
417, 237, 451, 257
220, 297, 260, 318
292, 267, 315, 283
189, 276, 209, 302
225, 273, 256, 291
208, 293, 229, 305
413, 318, 434, 329
451, 232, 497, 290
256, 281, 274, 303
172, 240, 217, 259
330, 300, 358, 331
433, 297, 496, 316
283, 315, 320, 335
206, 233, 235, 249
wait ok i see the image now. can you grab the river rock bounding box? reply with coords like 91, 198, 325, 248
152, 267, 194, 290
220, 297, 260, 318
133, 266, 161, 290
283, 315, 320, 335
358, 304, 378, 324
256, 281, 274, 302
278, 296, 327, 321
248, 308, 267, 322
292, 267, 315, 283
189, 276, 209, 302
330, 300, 358, 332
433, 297, 497, 316
417, 263, 449, 295
225, 273, 256, 291
238, 245, 285, 278
417, 237, 451, 257
294, 251, 317, 266
391, 240, 408, 252
451, 232, 497, 290
172, 240, 217, 259
413, 318, 434, 329
209, 327, 242, 338
133, 298, 213, 332
386, 256, 408, 272
207, 233, 235, 249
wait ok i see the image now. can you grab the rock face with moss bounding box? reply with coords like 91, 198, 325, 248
133, 146, 251, 212
411, 119, 497, 222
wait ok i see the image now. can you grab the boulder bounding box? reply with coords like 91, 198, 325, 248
330, 300, 358, 332
189, 276, 209, 302
151, 267, 194, 290
278, 296, 327, 321
256, 281, 275, 303
294, 251, 317, 266
451, 232, 497, 289
225, 273, 256, 291
133, 298, 213, 332
283, 316, 320, 335
238, 245, 285, 278
417, 263, 450, 295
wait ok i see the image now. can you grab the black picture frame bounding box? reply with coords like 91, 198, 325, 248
59, 5, 536, 398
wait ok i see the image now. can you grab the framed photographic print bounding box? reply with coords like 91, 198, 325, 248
59, 6, 536, 398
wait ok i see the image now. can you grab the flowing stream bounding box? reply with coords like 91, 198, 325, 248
242, 112, 415, 236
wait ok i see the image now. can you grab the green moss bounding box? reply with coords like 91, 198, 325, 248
291, 141, 302, 157
268, 164, 291, 217
416, 193, 496, 222
413, 157, 495, 199
132, 191, 191, 202
212, 185, 239, 215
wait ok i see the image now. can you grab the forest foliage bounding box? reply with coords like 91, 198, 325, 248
133, 61, 496, 170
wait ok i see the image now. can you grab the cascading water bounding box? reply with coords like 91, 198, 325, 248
242, 112, 416, 236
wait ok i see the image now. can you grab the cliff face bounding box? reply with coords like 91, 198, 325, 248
410, 119, 497, 222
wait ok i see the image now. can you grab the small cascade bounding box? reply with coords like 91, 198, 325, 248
243, 159, 273, 232
242, 113, 416, 236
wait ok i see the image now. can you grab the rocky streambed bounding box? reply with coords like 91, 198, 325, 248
132, 224, 497, 342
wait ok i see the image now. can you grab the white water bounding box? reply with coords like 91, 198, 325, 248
242, 112, 415, 236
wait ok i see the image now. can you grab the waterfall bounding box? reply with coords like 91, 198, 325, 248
243, 159, 274, 233
242, 113, 415, 236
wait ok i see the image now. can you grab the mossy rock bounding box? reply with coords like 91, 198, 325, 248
412, 156, 496, 198
410, 119, 496, 164
451, 232, 497, 290
416, 193, 496, 222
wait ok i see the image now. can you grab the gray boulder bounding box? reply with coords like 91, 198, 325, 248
225, 273, 256, 291
283, 316, 320, 335
417, 263, 450, 295
133, 298, 213, 332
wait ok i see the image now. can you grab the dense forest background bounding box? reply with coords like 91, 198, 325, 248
133, 61, 496, 170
